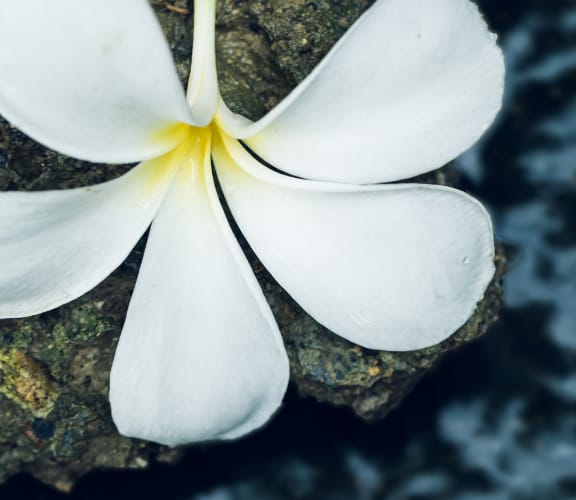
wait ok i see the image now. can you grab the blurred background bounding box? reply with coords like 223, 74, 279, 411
2, 0, 576, 498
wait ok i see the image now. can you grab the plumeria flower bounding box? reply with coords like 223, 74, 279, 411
0, 0, 503, 446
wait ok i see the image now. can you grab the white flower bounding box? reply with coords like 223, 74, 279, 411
0, 0, 504, 446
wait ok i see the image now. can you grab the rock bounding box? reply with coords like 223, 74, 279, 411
0, 0, 504, 490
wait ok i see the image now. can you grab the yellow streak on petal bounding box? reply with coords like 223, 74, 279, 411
151, 122, 191, 151
211, 127, 261, 182
140, 125, 196, 193
179, 125, 213, 193
140, 124, 217, 202
210, 128, 233, 175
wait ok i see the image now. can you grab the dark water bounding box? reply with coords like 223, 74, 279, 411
2, 0, 576, 498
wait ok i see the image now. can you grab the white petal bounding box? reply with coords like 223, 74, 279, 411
218, 0, 504, 184
0, 0, 193, 163
0, 156, 178, 318
212, 133, 495, 351
110, 135, 289, 446
186, 0, 219, 125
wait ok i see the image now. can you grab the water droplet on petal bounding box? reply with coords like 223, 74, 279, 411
351, 310, 372, 328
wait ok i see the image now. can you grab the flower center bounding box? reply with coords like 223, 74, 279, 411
153, 123, 215, 189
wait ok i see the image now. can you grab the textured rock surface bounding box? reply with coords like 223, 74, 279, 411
0, 0, 504, 491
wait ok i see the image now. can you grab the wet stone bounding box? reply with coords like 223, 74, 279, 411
0, 0, 504, 490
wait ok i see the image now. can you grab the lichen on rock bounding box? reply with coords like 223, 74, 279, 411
0, 0, 504, 490
0, 348, 59, 418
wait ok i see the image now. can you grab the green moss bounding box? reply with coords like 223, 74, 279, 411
51, 305, 110, 348
0, 348, 58, 418
1, 321, 34, 350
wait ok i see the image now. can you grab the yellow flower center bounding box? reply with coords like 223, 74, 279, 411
149, 123, 216, 192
